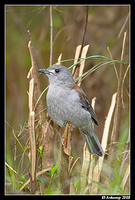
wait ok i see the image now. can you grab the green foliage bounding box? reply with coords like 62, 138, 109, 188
38, 145, 44, 170
36, 176, 48, 185
6, 123, 129, 195
12, 129, 31, 168
72, 179, 80, 194
48, 163, 60, 189
18, 122, 27, 137
6, 166, 18, 191
20, 174, 29, 192
45, 188, 53, 194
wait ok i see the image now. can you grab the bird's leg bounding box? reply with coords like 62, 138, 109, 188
63, 121, 68, 127
64, 121, 74, 132
61, 135, 65, 147
70, 126, 74, 133
61, 123, 72, 146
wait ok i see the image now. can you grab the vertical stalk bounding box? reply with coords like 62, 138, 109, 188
50, 6, 53, 66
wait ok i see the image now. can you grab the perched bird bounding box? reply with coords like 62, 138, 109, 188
39, 65, 104, 156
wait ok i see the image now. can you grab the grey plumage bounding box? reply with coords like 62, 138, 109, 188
39, 65, 104, 157
83, 133, 103, 156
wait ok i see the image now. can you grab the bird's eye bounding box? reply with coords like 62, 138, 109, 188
55, 69, 60, 73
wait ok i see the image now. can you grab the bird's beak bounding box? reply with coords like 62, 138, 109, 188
38, 69, 50, 75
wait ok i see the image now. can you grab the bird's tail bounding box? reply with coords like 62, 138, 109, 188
83, 131, 104, 157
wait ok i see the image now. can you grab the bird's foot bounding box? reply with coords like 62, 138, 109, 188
61, 135, 65, 147
63, 121, 74, 132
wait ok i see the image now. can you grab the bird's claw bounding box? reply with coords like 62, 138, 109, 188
63, 121, 74, 132
61, 135, 65, 147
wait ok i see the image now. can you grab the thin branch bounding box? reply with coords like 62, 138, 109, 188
5, 162, 18, 175
120, 164, 130, 190
29, 111, 36, 193
118, 12, 129, 38
110, 31, 127, 153
78, 6, 89, 59
69, 157, 80, 173
28, 76, 36, 193
107, 46, 119, 81
121, 32, 127, 61
119, 133, 130, 175
121, 64, 130, 108
78, 45, 89, 86
72, 6, 89, 77
50, 6, 53, 66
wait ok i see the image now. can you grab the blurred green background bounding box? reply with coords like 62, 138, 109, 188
5, 5, 129, 177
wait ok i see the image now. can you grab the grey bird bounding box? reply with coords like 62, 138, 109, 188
39, 65, 104, 157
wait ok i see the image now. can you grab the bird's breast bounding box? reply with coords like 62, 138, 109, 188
46, 85, 91, 127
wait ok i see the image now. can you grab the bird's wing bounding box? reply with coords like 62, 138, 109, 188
70, 84, 99, 126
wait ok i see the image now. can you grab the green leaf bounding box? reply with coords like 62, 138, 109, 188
36, 176, 48, 185
24, 146, 30, 151
39, 146, 44, 156
18, 121, 26, 136
51, 163, 60, 175
73, 179, 80, 190
45, 171, 51, 176
33, 86, 49, 111
73, 179, 80, 193
45, 188, 53, 194
21, 174, 27, 183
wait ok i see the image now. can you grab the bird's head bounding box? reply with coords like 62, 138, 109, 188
39, 65, 74, 86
